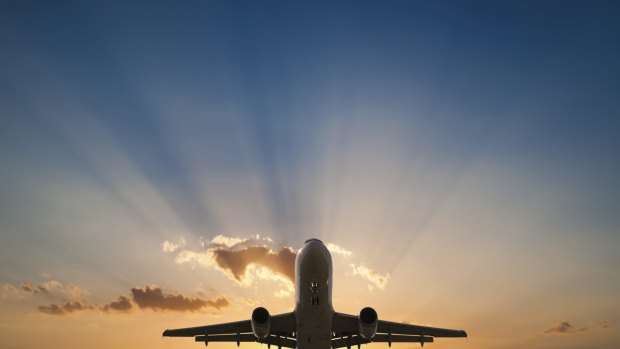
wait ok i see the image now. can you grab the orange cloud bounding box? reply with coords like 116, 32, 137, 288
1, 283, 20, 299
350, 263, 389, 290
130, 285, 229, 312
38, 300, 94, 315
21, 282, 38, 294
544, 320, 611, 334
35, 285, 229, 316
211, 246, 296, 282
103, 295, 133, 312
169, 235, 389, 294
37, 280, 63, 294
545, 321, 573, 333
170, 235, 296, 296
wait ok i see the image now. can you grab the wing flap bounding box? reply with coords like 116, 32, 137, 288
374, 334, 434, 343
258, 335, 297, 348
331, 335, 434, 348
194, 334, 256, 342
377, 320, 467, 338
194, 334, 297, 348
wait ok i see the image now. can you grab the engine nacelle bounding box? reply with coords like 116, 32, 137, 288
251, 307, 270, 340
358, 307, 378, 340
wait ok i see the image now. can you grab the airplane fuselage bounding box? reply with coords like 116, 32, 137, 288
294, 239, 334, 349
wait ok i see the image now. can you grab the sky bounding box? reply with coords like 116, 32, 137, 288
1, 1, 619, 349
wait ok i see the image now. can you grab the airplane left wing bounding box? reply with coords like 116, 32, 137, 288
163, 312, 296, 348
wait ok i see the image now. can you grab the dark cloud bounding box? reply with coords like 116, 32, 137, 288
131, 285, 229, 312
38, 300, 92, 315
545, 321, 573, 333
62, 300, 89, 312
545, 320, 611, 334
20, 282, 38, 294
103, 295, 133, 312
38, 304, 65, 315
597, 320, 611, 329
211, 246, 296, 282
37, 285, 228, 315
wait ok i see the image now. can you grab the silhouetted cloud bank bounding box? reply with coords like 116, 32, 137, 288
545, 320, 611, 334
39, 300, 94, 315
31, 284, 230, 316
131, 285, 229, 312
103, 295, 132, 312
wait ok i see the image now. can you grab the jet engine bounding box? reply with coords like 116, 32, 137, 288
358, 307, 378, 340
251, 307, 270, 339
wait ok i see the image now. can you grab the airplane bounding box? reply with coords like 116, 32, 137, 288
163, 238, 467, 349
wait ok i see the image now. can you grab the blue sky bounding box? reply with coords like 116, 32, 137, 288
1, 2, 619, 349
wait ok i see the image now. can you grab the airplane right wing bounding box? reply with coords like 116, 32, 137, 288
332, 312, 466, 348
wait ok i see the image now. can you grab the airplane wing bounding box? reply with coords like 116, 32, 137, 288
332, 312, 466, 347
163, 312, 297, 348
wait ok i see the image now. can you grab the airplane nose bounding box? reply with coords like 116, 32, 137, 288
300, 239, 330, 264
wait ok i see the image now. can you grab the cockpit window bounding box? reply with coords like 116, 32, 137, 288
304, 238, 323, 244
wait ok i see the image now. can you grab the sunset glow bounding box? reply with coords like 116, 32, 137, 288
1, 2, 619, 349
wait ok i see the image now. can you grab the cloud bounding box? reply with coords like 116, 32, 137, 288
64, 283, 90, 299
1, 283, 20, 299
172, 236, 296, 297
3, 278, 229, 316
350, 263, 390, 290
326, 243, 353, 258
162, 238, 186, 253
131, 285, 229, 312
211, 246, 296, 282
33, 283, 229, 316
21, 282, 39, 294
544, 320, 611, 334
171, 236, 388, 294
597, 320, 611, 329
545, 321, 573, 333
211, 235, 249, 248
4, 280, 90, 302
38, 280, 63, 294
209, 234, 274, 249
103, 295, 133, 312
37, 304, 68, 315
175, 246, 295, 297
38, 300, 93, 315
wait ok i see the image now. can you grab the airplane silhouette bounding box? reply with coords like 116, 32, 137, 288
163, 238, 467, 348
